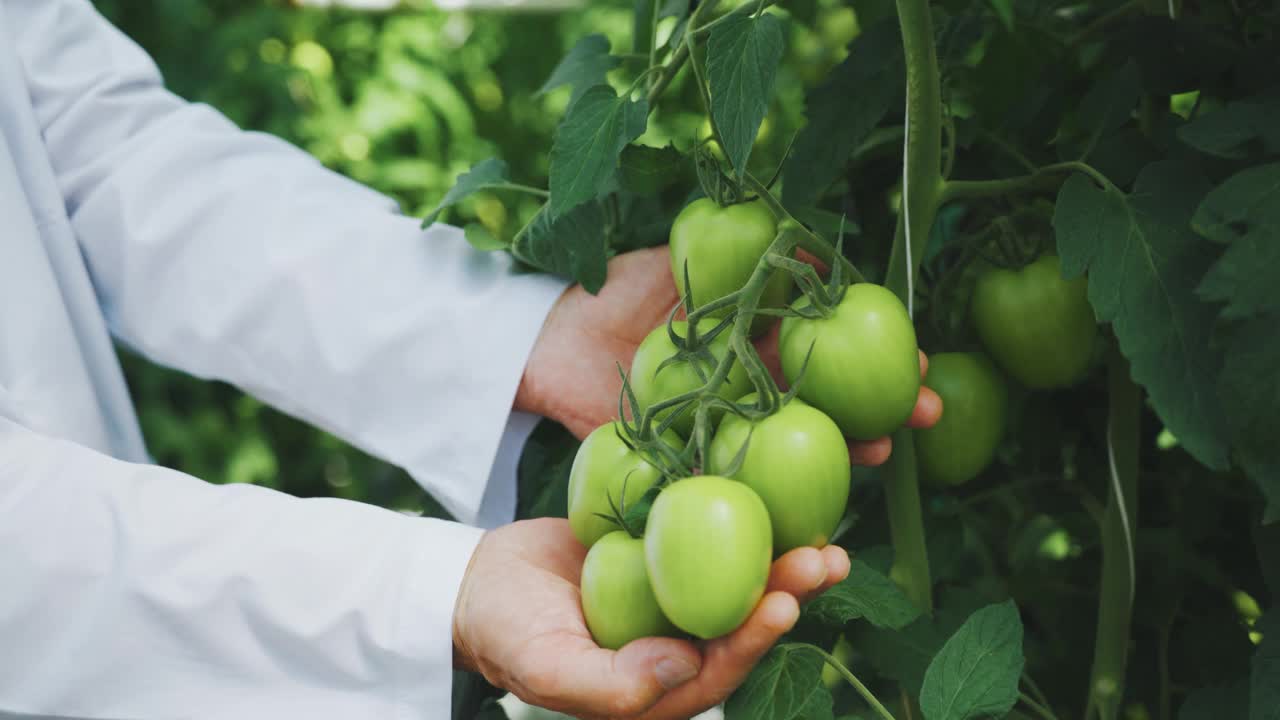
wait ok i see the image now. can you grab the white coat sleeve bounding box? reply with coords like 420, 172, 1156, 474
10, 0, 568, 526
0, 416, 483, 719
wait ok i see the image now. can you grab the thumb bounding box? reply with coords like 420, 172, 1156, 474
531, 636, 702, 718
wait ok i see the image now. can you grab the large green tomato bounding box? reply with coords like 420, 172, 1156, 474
708, 395, 850, 553
669, 198, 790, 336
970, 255, 1097, 389
915, 353, 1008, 486
645, 476, 772, 639
567, 422, 682, 548
778, 283, 921, 440
630, 319, 752, 437
580, 531, 678, 650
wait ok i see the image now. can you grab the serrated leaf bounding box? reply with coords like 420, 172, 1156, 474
706, 11, 786, 178
423, 159, 510, 227
782, 19, 902, 207
1193, 163, 1280, 319
1218, 313, 1280, 523
548, 86, 649, 218
618, 143, 687, 195
1178, 96, 1280, 160
538, 35, 621, 103
1254, 612, 1280, 720
462, 223, 507, 252
514, 202, 609, 293
854, 615, 951, 696
1052, 160, 1230, 471
1178, 681, 1249, 720
726, 645, 832, 720
803, 558, 922, 630
919, 600, 1025, 720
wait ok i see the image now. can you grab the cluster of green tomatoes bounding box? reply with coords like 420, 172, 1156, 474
567, 196, 1098, 650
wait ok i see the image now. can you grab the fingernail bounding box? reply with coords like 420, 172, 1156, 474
654, 657, 699, 689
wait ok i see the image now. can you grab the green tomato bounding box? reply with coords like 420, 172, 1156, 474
567, 422, 682, 548
970, 255, 1098, 389
645, 476, 772, 639
580, 531, 678, 650
669, 198, 791, 336
915, 352, 1008, 486
630, 319, 752, 437
821, 635, 856, 691
779, 283, 921, 440
708, 394, 850, 553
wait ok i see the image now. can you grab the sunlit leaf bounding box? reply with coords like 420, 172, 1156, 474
706, 11, 785, 178
422, 158, 509, 227
803, 558, 922, 630
538, 34, 621, 103
727, 645, 833, 720
548, 86, 648, 218
515, 202, 609, 293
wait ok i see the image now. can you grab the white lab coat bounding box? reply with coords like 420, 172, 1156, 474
0, 0, 568, 717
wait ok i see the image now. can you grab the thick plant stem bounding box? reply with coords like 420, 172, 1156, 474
882, 0, 943, 615
1084, 350, 1141, 720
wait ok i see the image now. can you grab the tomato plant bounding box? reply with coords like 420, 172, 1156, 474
708, 394, 850, 553
580, 530, 677, 650
915, 352, 1007, 486
418, 0, 1280, 716
644, 475, 773, 640
779, 283, 921, 440
971, 255, 1098, 390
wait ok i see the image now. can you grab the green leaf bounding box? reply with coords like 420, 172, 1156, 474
706, 11, 786, 178
1193, 163, 1280, 319
919, 600, 1025, 720
617, 143, 688, 195
803, 558, 923, 630
1254, 612, 1280, 720
1052, 160, 1230, 471
516, 420, 580, 520
537, 34, 621, 103
1074, 60, 1141, 155
1178, 96, 1280, 160
726, 645, 833, 720
633, 0, 657, 56
1178, 682, 1249, 720
855, 615, 951, 696
422, 159, 510, 227
986, 0, 1013, 31
462, 223, 508, 252
548, 86, 648, 218
1218, 313, 1280, 524
782, 19, 902, 207
514, 202, 609, 293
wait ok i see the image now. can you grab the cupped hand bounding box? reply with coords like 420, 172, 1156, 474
516, 246, 942, 460
453, 518, 851, 720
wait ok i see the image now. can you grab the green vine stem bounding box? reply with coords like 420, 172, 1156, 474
938, 161, 1115, 204
743, 174, 866, 283
784, 643, 897, 720
1084, 348, 1141, 720
882, 0, 944, 614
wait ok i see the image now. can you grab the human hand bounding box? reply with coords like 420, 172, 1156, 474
452, 518, 850, 720
515, 246, 942, 459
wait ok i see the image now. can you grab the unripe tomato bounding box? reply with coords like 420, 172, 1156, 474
821, 635, 856, 690
669, 198, 791, 336
567, 422, 682, 548
630, 319, 752, 437
645, 476, 772, 639
970, 255, 1097, 389
915, 352, 1008, 486
580, 531, 678, 650
778, 283, 921, 440
708, 395, 850, 553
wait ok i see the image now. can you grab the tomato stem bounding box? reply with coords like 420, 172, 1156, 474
1084, 349, 1141, 720
882, 0, 944, 616
938, 161, 1115, 204
784, 643, 897, 720
743, 173, 866, 283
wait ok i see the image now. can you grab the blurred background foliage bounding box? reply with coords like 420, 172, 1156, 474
92, 0, 854, 516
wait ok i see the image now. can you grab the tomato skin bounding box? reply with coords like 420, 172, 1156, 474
644, 476, 772, 639
821, 635, 856, 690
567, 422, 682, 548
669, 198, 791, 336
580, 531, 678, 650
630, 319, 752, 437
708, 395, 850, 553
778, 283, 921, 440
915, 352, 1008, 486
970, 255, 1097, 389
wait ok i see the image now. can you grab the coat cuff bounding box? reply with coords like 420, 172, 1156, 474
392, 517, 486, 718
